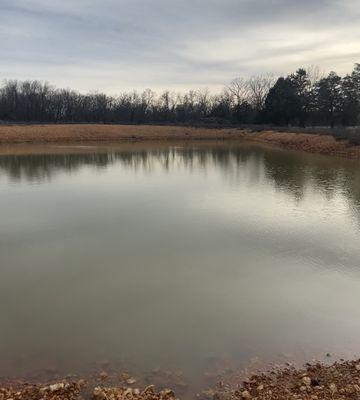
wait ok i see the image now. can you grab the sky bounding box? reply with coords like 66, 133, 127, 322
0, 0, 359, 93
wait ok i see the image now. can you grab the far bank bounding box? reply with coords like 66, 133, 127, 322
0, 124, 359, 160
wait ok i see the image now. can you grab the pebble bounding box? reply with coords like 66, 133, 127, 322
302, 376, 311, 386
49, 383, 65, 392
77, 379, 87, 389
329, 383, 337, 393
93, 387, 106, 400
241, 390, 251, 399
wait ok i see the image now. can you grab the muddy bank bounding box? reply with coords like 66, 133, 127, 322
0, 124, 359, 159
3, 359, 360, 399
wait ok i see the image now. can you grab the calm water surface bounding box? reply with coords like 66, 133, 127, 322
1, 142, 360, 388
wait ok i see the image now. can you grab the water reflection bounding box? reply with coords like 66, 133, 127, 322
1, 143, 359, 211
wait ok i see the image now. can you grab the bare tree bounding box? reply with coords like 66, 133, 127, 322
248, 74, 276, 111
305, 65, 325, 88
226, 77, 251, 108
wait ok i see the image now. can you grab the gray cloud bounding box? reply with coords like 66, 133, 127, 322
0, 0, 359, 92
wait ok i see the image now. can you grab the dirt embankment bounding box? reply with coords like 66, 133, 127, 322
0, 124, 359, 159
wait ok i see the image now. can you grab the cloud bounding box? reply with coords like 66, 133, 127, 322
0, 0, 359, 93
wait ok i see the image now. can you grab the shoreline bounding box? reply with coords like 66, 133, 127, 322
2, 359, 360, 399
0, 124, 359, 160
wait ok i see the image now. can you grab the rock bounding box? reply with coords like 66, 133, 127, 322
355, 364, 360, 371
142, 385, 156, 394
120, 372, 131, 380
302, 376, 311, 386
311, 377, 320, 386
123, 388, 133, 396
329, 383, 337, 393
77, 379, 87, 389
93, 387, 107, 400
256, 385, 264, 391
126, 378, 137, 385
241, 390, 251, 399
161, 388, 176, 400
49, 383, 65, 392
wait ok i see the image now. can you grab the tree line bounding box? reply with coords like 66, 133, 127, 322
0, 64, 359, 127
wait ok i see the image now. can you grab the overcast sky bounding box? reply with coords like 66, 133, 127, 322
1, 0, 359, 93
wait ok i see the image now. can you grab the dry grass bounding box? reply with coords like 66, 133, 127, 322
0, 124, 359, 159
0, 124, 244, 143
251, 130, 360, 159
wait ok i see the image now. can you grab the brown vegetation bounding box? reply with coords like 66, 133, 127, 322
0, 124, 243, 143
249, 130, 360, 159
0, 124, 359, 160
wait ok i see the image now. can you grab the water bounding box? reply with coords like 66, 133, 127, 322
1, 142, 360, 391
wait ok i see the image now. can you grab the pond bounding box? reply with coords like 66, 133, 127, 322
1, 142, 360, 394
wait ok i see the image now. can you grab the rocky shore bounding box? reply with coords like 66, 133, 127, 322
0, 380, 176, 400
213, 359, 360, 400
2, 359, 360, 400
